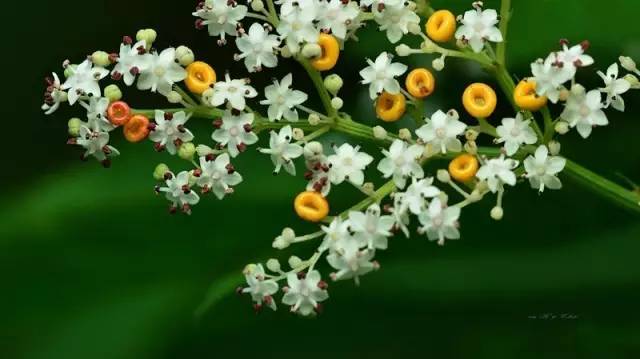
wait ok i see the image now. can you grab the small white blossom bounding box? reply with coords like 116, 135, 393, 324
193, 0, 248, 42
402, 177, 441, 215
208, 73, 258, 111
259, 125, 304, 175
523, 145, 566, 193
81, 97, 114, 132
327, 143, 373, 186
348, 204, 394, 250
415, 110, 467, 154
74, 125, 119, 163
212, 110, 258, 157
495, 112, 538, 156
377, 139, 425, 189
112, 40, 153, 86
196, 153, 243, 199
259, 74, 308, 122
374, 2, 420, 44
158, 171, 200, 212
320, 217, 352, 252
560, 86, 608, 139
317, 0, 360, 40
531, 54, 573, 103
149, 111, 194, 155
282, 270, 328, 316
42, 73, 66, 115
235, 23, 280, 72
390, 193, 411, 237
359, 52, 408, 99
241, 264, 279, 311
454, 7, 503, 53
137, 48, 187, 95
598, 63, 630, 111
61, 59, 109, 105
555, 42, 594, 76
476, 155, 519, 193
418, 197, 461, 246
327, 238, 377, 282
276, 0, 319, 54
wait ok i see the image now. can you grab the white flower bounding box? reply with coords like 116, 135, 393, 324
259, 125, 304, 175
348, 204, 395, 250
476, 155, 519, 193
327, 143, 373, 186
377, 139, 424, 189
241, 264, 279, 311
555, 42, 594, 75
560, 86, 608, 139
373, 2, 420, 43
320, 217, 352, 252
305, 155, 332, 196
390, 193, 411, 237
42, 73, 66, 115
259, 74, 308, 122
137, 48, 187, 95
61, 59, 109, 105
359, 52, 407, 99
208, 73, 258, 111
149, 111, 194, 155
78, 97, 114, 133
74, 125, 119, 163
531, 54, 573, 103
402, 177, 441, 215
158, 171, 200, 212
454, 8, 503, 53
235, 23, 280, 72
196, 153, 243, 199
418, 197, 461, 246
276, 1, 319, 54
282, 270, 328, 316
495, 112, 538, 156
317, 0, 360, 40
211, 110, 258, 157
193, 0, 248, 42
415, 110, 467, 154
327, 239, 377, 283
598, 63, 630, 111
112, 40, 152, 86
523, 145, 566, 193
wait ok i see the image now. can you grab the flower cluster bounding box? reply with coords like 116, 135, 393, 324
44, 1, 640, 316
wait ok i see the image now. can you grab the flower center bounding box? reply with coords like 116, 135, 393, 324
229, 126, 239, 137
436, 128, 446, 139
510, 127, 521, 137
579, 105, 591, 117
154, 66, 166, 77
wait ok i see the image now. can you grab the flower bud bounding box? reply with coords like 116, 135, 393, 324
432, 56, 445, 71
554, 121, 570, 135
623, 74, 640, 89
323, 74, 343, 95
303, 141, 324, 159
175, 45, 195, 66
373, 125, 387, 139
250, 0, 265, 12
166, 91, 183, 104
178, 142, 196, 160
280, 45, 292, 58
104, 84, 122, 102
272, 237, 290, 250
362, 182, 375, 193
395, 44, 412, 57
465, 129, 479, 141
437, 169, 451, 183
464, 141, 478, 155
331, 97, 344, 110
490, 206, 504, 221
398, 128, 412, 140
619, 56, 637, 72
301, 43, 322, 59
91, 51, 111, 67
292, 128, 305, 141
308, 113, 320, 126
548, 141, 561, 156
243, 263, 257, 275
64, 64, 77, 78
266, 258, 281, 273
408, 22, 421, 35
68, 117, 82, 137
153, 163, 170, 181
136, 29, 157, 48
288, 256, 303, 269
202, 88, 215, 105
196, 144, 215, 157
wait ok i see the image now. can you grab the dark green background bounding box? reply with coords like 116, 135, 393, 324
2, 0, 640, 357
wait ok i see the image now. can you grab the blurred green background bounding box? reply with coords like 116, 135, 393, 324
2, 0, 640, 357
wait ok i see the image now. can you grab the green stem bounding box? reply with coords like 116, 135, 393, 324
541, 106, 555, 143
264, 0, 279, 25
296, 57, 337, 117
496, 0, 511, 66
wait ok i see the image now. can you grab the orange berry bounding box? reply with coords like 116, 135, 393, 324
448, 154, 479, 182
514, 79, 547, 111
294, 191, 330, 222
123, 114, 150, 143
311, 34, 340, 71
375, 92, 406, 122
405, 68, 436, 99
185, 61, 216, 95
462, 83, 497, 119
107, 101, 131, 126
425, 10, 457, 43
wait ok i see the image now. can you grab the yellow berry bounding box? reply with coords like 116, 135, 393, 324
462, 83, 497, 119
425, 10, 457, 43
514, 79, 547, 111
448, 154, 479, 182
294, 191, 330, 222
185, 61, 216, 95
375, 92, 406, 122
311, 34, 340, 71
405, 68, 435, 99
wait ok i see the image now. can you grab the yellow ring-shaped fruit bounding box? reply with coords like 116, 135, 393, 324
425, 10, 457, 43
448, 154, 479, 182
514, 79, 547, 111
462, 83, 498, 119
405, 68, 436, 99
311, 34, 340, 71
294, 191, 330, 222
376, 92, 406, 122
185, 61, 216, 95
